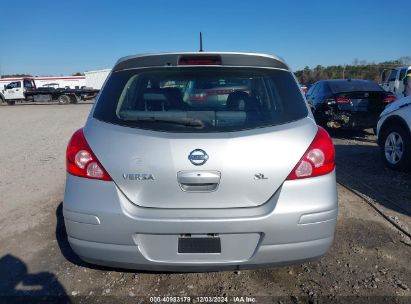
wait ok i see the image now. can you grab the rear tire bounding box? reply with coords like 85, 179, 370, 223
380, 124, 411, 171
69, 95, 79, 104
58, 95, 70, 105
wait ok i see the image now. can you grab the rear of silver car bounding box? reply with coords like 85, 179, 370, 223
63, 53, 337, 271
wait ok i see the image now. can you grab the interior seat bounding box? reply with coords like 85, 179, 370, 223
142, 88, 168, 111
245, 96, 263, 122
245, 96, 261, 112
162, 88, 185, 110
226, 91, 249, 111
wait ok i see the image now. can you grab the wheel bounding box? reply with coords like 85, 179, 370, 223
58, 95, 70, 105
380, 124, 411, 171
69, 95, 78, 104
6, 100, 15, 105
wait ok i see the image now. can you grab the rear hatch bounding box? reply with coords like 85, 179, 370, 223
335, 91, 388, 128
89, 65, 313, 209
330, 80, 390, 127
335, 91, 388, 112
85, 118, 316, 209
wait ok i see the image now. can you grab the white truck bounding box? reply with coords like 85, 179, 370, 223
0, 77, 99, 105
0, 76, 85, 91
381, 66, 411, 98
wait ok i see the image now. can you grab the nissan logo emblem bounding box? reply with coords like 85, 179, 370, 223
188, 149, 209, 166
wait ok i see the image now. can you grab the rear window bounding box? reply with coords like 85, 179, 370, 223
93, 68, 308, 133
328, 81, 383, 93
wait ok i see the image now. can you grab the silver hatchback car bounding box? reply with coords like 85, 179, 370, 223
64, 52, 337, 271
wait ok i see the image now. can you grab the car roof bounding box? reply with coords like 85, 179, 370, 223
320, 79, 375, 84
394, 66, 411, 70
112, 52, 289, 72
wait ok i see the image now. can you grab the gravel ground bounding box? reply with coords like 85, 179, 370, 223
0, 104, 410, 303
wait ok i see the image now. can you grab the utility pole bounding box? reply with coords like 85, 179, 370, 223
199, 32, 203, 52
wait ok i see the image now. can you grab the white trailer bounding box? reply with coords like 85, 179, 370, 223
34, 76, 85, 89
84, 69, 111, 90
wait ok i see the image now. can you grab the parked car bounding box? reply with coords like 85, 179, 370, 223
306, 79, 397, 130
300, 84, 308, 94
381, 66, 411, 98
63, 52, 337, 271
185, 79, 250, 108
377, 96, 411, 171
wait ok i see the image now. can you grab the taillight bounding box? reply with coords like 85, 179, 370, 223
66, 129, 112, 181
335, 97, 351, 104
207, 89, 236, 95
190, 92, 208, 101
383, 96, 397, 103
287, 127, 335, 180
325, 97, 351, 105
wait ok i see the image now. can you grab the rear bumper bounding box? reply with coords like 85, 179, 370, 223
63, 171, 338, 271
315, 106, 378, 129
68, 236, 333, 271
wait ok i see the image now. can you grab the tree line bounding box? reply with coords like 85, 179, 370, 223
295, 56, 411, 84
2, 57, 410, 84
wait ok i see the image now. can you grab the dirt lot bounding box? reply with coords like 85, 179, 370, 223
0, 103, 410, 303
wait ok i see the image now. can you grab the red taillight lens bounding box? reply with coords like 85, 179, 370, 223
190, 92, 208, 101
383, 96, 397, 103
287, 127, 335, 180
66, 129, 112, 181
207, 89, 236, 95
178, 56, 222, 65
335, 97, 351, 104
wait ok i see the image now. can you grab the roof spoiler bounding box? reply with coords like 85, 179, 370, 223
112, 53, 289, 72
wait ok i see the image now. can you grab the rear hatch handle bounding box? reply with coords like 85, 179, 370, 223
177, 171, 221, 192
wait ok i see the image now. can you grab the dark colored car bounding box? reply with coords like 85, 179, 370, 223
306, 79, 397, 130
185, 79, 250, 108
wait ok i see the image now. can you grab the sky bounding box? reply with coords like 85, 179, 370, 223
0, 0, 410, 76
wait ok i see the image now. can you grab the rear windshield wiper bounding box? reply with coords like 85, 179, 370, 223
125, 117, 205, 128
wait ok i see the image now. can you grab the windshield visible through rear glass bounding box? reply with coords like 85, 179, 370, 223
93, 68, 308, 132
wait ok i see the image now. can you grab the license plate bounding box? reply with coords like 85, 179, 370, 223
351, 98, 369, 112
178, 237, 221, 253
